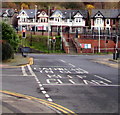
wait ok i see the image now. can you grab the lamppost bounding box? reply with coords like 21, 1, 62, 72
60, 16, 63, 50
98, 27, 101, 53
47, 6, 50, 52
34, 5, 37, 34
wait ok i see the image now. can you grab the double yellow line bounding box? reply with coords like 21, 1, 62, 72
0, 90, 78, 115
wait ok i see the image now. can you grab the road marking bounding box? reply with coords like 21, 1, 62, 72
42, 91, 47, 94
67, 75, 73, 79
60, 59, 66, 63
42, 84, 120, 87
47, 98, 53, 102
2, 74, 33, 77
45, 94, 50, 98
69, 79, 75, 84
40, 87, 44, 90
68, 63, 76, 68
26, 65, 53, 102
76, 75, 86, 79
94, 75, 112, 83
1, 90, 77, 115
27, 65, 35, 76
39, 84, 42, 87
21, 66, 28, 76
57, 79, 63, 84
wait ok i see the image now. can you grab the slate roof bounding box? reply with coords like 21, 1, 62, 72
19, 9, 36, 18
0, 8, 15, 17
61, 10, 88, 19
91, 9, 120, 18
50, 9, 88, 19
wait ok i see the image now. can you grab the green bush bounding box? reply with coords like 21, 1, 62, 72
2, 42, 14, 61
1, 22, 20, 51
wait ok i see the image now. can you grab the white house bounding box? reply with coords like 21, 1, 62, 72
49, 10, 88, 33
91, 9, 120, 31
17, 9, 88, 33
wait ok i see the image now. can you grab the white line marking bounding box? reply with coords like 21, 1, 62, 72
45, 94, 50, 98
94, 75, 112, 83
47, 98, 53, 102
40, 87, 44, 90
27, 65, 35, 76
34, 68, 36, 70
67, 75, 72, 79
21, 66, 28, 76
27, 65, 53, 102
37, 81, 41, 84
60, 60, 66, 63
57, 79, 63, 84
43, 84, 120, 87
2, 74, 33, 77
69, 79, 75, 84
68, 63, 76, 67
42, 91, 47, 94
39, 84, 42, 87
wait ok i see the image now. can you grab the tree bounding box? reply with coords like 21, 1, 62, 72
1, 22, 20, 51
21, 3, 29, 9
86, 4, 95, 14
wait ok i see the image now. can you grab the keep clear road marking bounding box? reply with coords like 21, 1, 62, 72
26, 64, 53, 102
94, 75, 112, 83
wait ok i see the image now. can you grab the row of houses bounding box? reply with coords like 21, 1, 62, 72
1, 8, 120, 33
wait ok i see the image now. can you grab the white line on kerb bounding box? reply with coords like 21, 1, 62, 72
94, 75, 112, 83
60, 60, 66, 63
21, 66, 28, 76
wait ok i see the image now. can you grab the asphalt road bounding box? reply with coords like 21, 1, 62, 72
2, 54, 119, 114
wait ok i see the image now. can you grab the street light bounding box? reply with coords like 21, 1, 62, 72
98, 27, 101, 53
34, 5, 37, 33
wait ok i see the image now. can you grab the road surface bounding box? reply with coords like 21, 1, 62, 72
2, 54, 119, 114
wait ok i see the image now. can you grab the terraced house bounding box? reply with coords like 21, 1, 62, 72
17, 9, 88, 32
17, 8, 120, 34
91, 9, 120, 32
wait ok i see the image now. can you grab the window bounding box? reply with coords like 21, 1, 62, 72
113, 19, 116, 24
107, 19, 109, 24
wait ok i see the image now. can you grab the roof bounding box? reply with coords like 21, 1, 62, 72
0, 8, 15, 17
19, 9, 36, 18
61, 10, 88, 19
50, 9, 88, 19
91, 9, 120, 18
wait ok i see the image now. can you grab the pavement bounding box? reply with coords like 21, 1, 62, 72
0, 53, 119, 114
1, 93, 58, 114
92, 56, 119, 69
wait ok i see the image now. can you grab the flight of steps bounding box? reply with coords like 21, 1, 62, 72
68, 40, 77, 54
